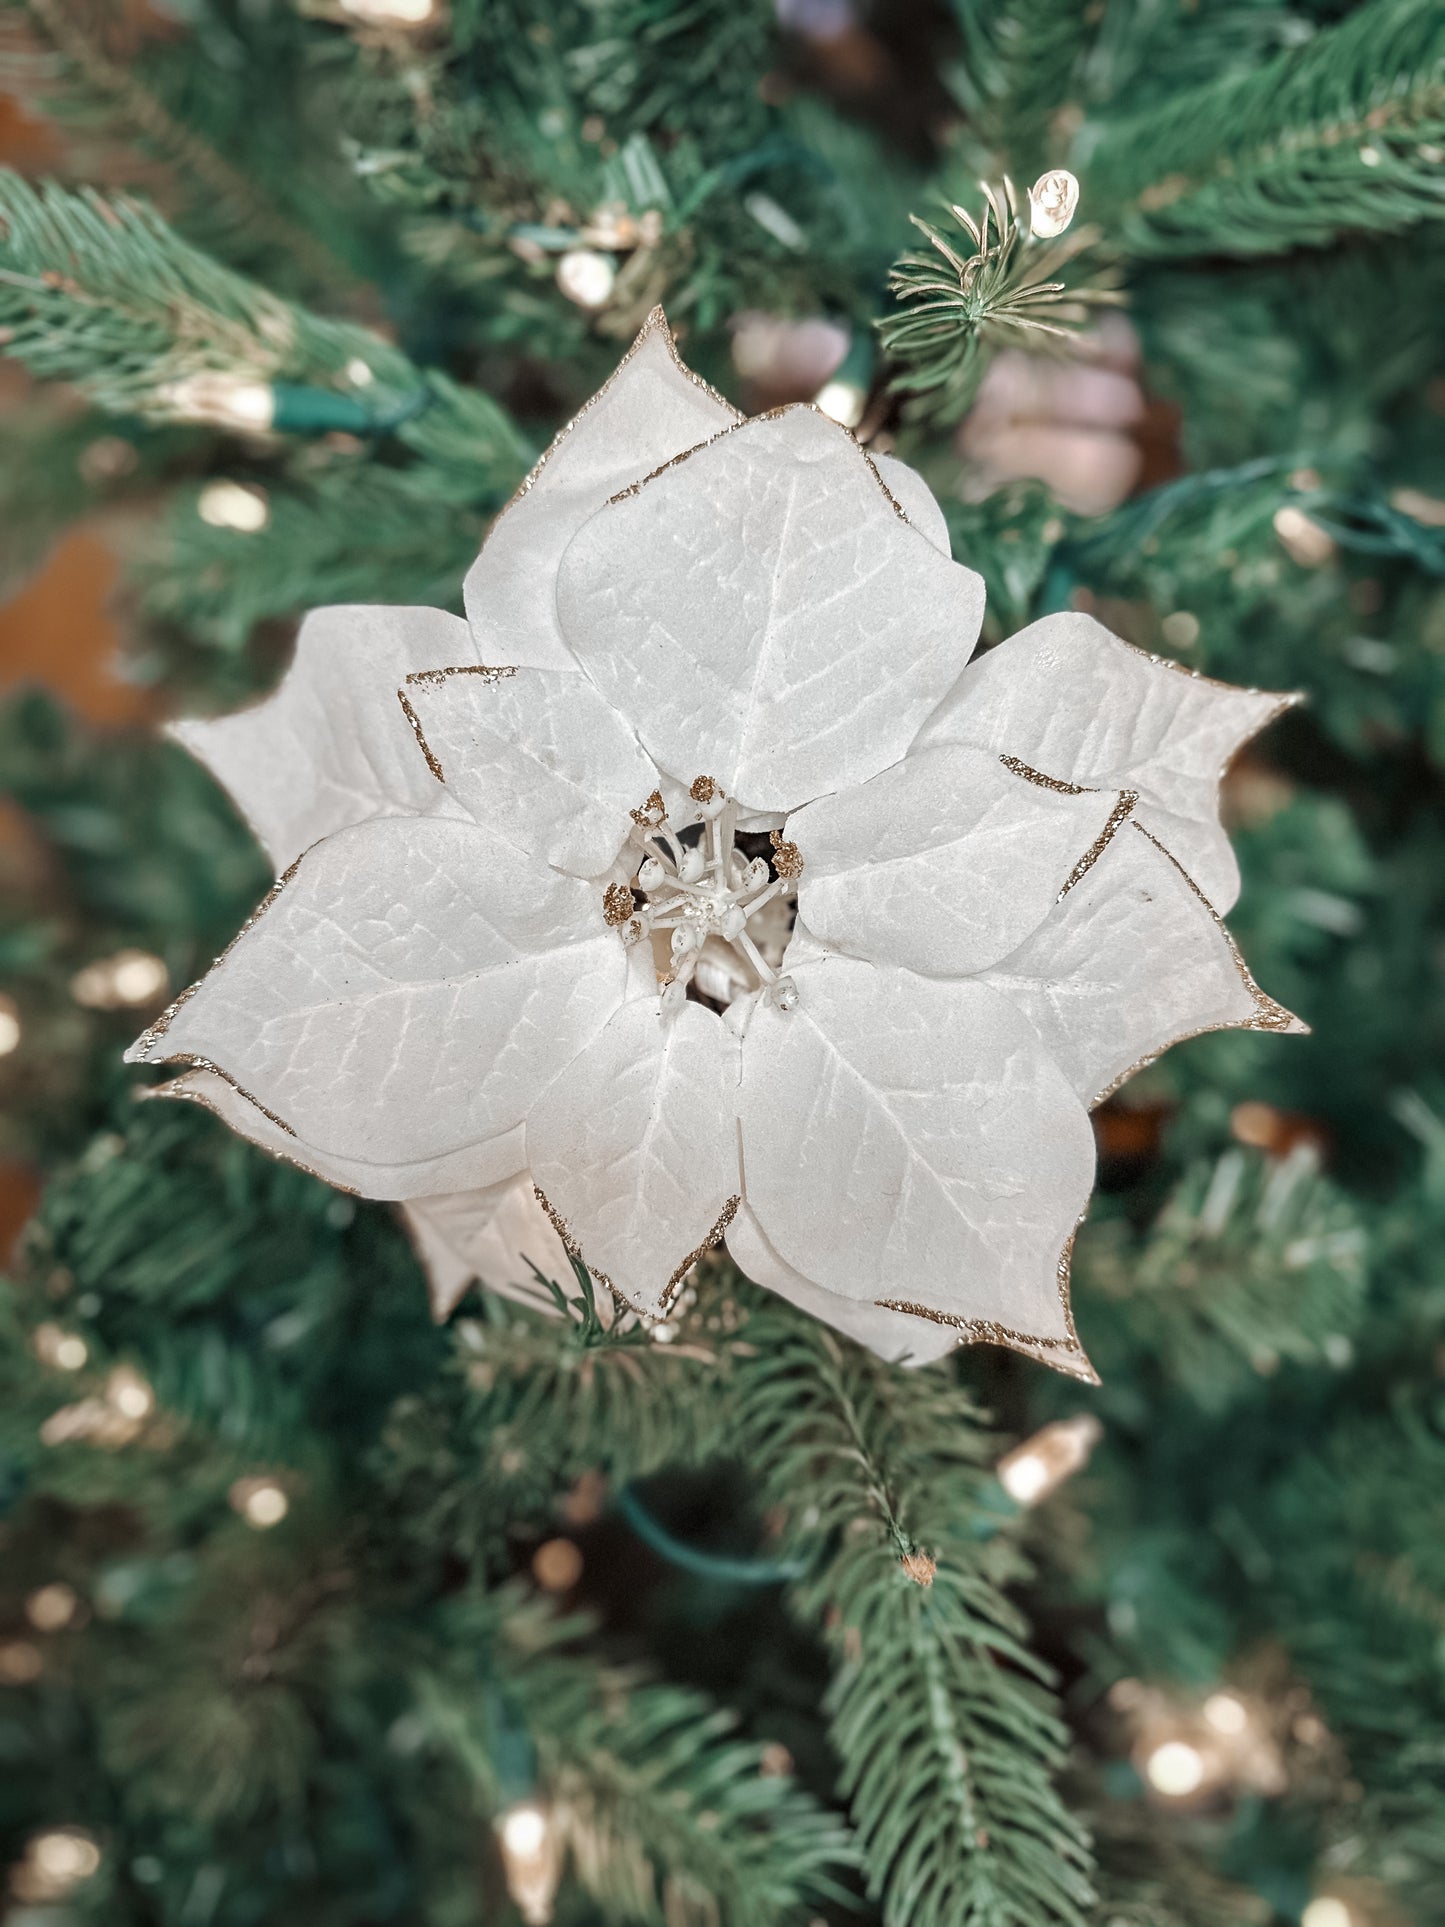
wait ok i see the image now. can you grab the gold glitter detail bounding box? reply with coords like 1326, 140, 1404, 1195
602, 882, 636, 927
602, 400, 921, 533
532, 1186, 740, 1321
396, 666, 518, 787
149, 1071, 360, 1194
900, 1550, 937, 1586
876, 1217, 1099, 1384
397, 690, 444, 782
658, 1195, 740, 1310
1000, 755, 1093, 795
496, 307, 743, 521
630, 789, 667, 829
1058, 790, 1138, 898
769, 830, 803, 880
404, 664, 518, 688
1087, 822, 1308, 1108
689, 774, 719, 804
130, 853, 305, 1058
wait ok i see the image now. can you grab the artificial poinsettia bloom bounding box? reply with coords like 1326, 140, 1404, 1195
131, 308, 1304, 1379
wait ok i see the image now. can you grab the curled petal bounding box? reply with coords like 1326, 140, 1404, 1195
404, 1176, 577, 1321
738, 954, 1094, 1351
126, 815, 628, 1172
528, 996, 741, 1317
726, 1203, 957, 1367
401, 665, 659, 878
465, 307, 740, 670
172, 604, 470, 870
792, 744, 1131, 977
979, 821, 1307, 1106
917, 610, 1294, 910
150, 1066, 525, 1203
556, 406, 984, 813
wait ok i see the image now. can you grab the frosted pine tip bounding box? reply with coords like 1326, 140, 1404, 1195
900, 1549, 937, 1586
602, 882, 636, 926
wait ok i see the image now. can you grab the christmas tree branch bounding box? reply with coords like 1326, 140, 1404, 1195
735, 1299, 1095, 1927
1085, 0, 1445, 257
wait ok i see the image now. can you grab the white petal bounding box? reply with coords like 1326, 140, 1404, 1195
916, 611, 1294, 910
738, 954, 1094, 1345
171, 605, 470, 871
127, 815, 628, 1167
404, 1175, 576, 1320
726, 1202, 957, 1366
528, 996, 740, 1316
150, 1068, 525, 1202
556, 407, 985, 813
872, 453, 951, 555
400, 665, 659, 878
792, 744, 1132, 977
978, 822, 1307, 1106
464, 308, 740, 671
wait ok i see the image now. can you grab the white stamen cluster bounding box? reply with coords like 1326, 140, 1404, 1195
610, 781, 800, 1014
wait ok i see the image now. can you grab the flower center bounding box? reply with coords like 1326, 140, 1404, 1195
603, 778, 802, 1014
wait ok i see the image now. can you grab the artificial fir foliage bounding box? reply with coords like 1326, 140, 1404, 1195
0, 4, 1443, 1926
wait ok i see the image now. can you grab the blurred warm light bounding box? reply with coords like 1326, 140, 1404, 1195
1203, 1691, 1249, 1735
0, 992, 21, 1057
998, 1414, 1102, 1507
1273, 504, 1337, 568
814, 377, 866, 428
230, 1476, 290, 1528
1161, 610, 1200, 650
340, 0, 435, 20
555, 248, 615, 311
109, 1367, 154, 1421
71, 948, 169, 1010
1302, 1901, 1355, 1927
26, 1583, 81, 1632
497, 1801, 561, 1925
197, 481, 270, 533
33, 1323, 88, 1371
531, 1537, 583, 1592
0, 1639, 43, 1683
11, 1829, 101, 1902
157, 372, 275, 432
1143, 1738, 1207, 1798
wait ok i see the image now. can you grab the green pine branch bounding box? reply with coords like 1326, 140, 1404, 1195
946, 0, 1096, 171
1084, 0, 1445, 258
880, 178, 1122, 422
734, 1297, 1095, 1927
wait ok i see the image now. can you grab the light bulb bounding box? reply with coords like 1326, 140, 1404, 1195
1203, 1691, 1249, 1735
497, 1801, 561, 1925
814, 377, 866, 428
198, 480, 270, 532
0, 992, 21, 1056
340, 0, 436, 23
1302, 1901, 1355, 1927
1144, 1738, 1206, 1798
997, 1414, 1102, 1507
157, 372, 276, 432
556, 248, 616, 311
230, 1476, 290, 1528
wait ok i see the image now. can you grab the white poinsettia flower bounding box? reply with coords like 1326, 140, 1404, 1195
131, 308, 1305, 1379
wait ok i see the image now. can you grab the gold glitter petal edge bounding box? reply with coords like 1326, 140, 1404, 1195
396, 665, 520, 787
1087, 821, 1309, 1108
130, 852, 306, 1056
146, 1070, 363, 1193
876, 1218, 1098, 1384
532, 1185, 740, 1320
496, 307, 743, 523
604, 400, 923, 535
1059, 790, 1138, 898
1000, 754, 1094, 796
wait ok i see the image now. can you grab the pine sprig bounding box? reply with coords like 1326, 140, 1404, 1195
880, 178, 1121, 421
1085, 0, 1445, 257
734, 1297, 1095, 1927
